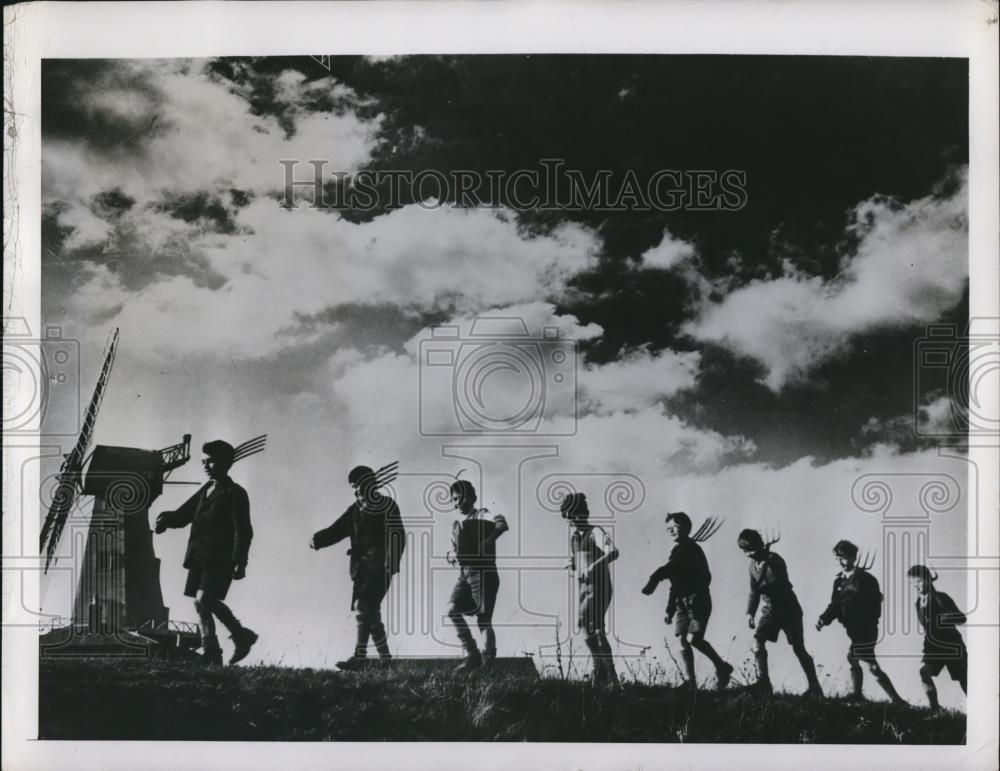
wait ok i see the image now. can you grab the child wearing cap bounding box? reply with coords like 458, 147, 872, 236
311, 465, 406, 669
155, 439, 257, 666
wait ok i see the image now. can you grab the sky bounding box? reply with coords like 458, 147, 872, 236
37, 55, 972, 707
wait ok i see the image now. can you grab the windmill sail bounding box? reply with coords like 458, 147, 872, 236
40, 329, 119, 571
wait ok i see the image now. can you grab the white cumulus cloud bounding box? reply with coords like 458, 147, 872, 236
686, 169, 968, 390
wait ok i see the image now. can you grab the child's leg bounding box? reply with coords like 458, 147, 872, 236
476, 569, 499, 659
791, 642, 821, 694
919, 663, 940, 710
847, 648, 864, 697
597, 631, 618, 685
953, 652, 968, 695
198, 594, 242, 636
678, 634, 698, 687
450, 607, 477, 653
584, 632, 604, 682
449, 572, 480, 659
354, 609, 372, 658
866, 660, 905, 705
690, 630, 728, 672
477, 616, 496, 659
193, 596, 218, 651
369, 608, 391, 659
787, 622, 821, 694
754, 638, 771, 690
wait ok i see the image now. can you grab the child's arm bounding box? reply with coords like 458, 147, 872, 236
600, 527, 620, 563
154, 488, 202, 533
483, 511, 509, 545
310, 508, 352, 550
642, 562, 670, 594
936, 592, 967, 627
747, 569, 761, 625
816, 582, 839, 629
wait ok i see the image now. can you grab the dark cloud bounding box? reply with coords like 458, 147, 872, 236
42, 60, 166, 154
155, 191, 243, 234
93, 189, 136, 218
205, 57, 372, 138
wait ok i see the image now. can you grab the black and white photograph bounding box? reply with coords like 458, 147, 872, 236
3, 2, 998, 770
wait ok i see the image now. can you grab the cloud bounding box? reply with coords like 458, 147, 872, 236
55, 203, 600, 358
917, 394, 956, 436
578, 347, 700, 415
639, 230, 696, 270
322, 303, 749, 477
43, 59, 382, 208
686, 168, 968, 390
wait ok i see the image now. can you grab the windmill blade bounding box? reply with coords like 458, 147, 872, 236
40, 475, 81, 571
67, 328, 119, 468
40, 328, 119, 572
232, 434, 267, 463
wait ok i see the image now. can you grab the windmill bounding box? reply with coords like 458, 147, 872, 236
40, 329, 201, 657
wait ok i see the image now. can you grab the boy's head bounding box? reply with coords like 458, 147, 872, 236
450, 479, 477, 513
348, 465, 378, 501
665, 511, 692, 540
833, 539, 858, 570
202, 440, 235, 479
560, 492, 589, 524
738, 528, 764, 558
907, 564, 936, 593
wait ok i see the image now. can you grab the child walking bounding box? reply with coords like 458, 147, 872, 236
816, 540, 904, 704
642, 512, 733, 691
561, 493, 619, 687
908, 564, 967, 711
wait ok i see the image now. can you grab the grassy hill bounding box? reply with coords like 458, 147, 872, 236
39, 657, 965, 743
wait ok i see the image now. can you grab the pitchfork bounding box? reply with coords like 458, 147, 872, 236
373, 460, 399, 490
232, 434, 267, 463
857, 549, 876, 571
691, 516, 725, 543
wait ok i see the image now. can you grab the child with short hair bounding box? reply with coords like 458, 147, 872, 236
447, 479, 508, 672
907, 564, 967, 711
642, 512, 733, 690
738, 528, 822, 697
816, 540, 904, 704
561, 492, 619, 687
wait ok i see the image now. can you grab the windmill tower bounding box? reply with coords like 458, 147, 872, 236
39, 330, 201, 656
